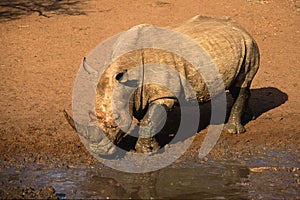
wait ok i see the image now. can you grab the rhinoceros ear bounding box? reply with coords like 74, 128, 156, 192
83, 57, 98, 76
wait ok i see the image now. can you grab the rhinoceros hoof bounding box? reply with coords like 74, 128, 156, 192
224, 123, 246, 134
135, 138, 160, 153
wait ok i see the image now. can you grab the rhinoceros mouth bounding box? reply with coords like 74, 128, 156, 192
63, 110, 121, 156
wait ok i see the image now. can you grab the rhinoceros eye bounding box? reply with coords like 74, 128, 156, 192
115, 69, 128, 82
115, 72, 124, 81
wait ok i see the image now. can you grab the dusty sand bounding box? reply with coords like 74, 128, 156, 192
0, 0, 299, 198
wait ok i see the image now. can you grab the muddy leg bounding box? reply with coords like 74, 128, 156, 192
224, 87, 250, 134
225, 38, 259, 134
135, 104, 166, 153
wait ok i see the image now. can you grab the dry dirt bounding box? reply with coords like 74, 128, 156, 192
0, 0, 299, 199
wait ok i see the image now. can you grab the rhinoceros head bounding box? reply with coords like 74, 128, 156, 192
68, 49, 183, 154
83, 52, 145, 150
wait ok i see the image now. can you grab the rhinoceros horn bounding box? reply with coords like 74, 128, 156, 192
63, 109, 88, 138
63, 109, 117, 156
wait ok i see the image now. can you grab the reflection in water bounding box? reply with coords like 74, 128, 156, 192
1, 155, 299, 199
0, 162, 249, 199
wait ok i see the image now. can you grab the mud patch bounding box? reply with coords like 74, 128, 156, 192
1, 152, 298, 199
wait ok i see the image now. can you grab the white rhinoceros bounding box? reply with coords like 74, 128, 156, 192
64, 15, 260, 155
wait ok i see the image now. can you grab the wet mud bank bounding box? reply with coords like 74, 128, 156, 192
1, 134, 299, 199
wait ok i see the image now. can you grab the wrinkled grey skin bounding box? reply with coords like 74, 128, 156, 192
65, 15, 260, 155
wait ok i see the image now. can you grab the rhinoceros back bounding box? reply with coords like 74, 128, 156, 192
168, 15, 257, 102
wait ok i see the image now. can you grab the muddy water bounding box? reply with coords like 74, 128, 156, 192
1, 163, 248, 199
1, 150, 299, 199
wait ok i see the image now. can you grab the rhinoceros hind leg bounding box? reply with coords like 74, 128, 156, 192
224, 87, 250, 134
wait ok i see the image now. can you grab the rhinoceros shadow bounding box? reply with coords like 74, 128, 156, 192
154, 87, 288, 147
118, 87, 288, 151
231, 86, 288, 125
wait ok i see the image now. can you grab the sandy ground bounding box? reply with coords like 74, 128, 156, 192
0, 0, 299, 198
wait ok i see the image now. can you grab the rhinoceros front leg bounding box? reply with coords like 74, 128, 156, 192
224, 86, 250, 134
135, 104, 168, 153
